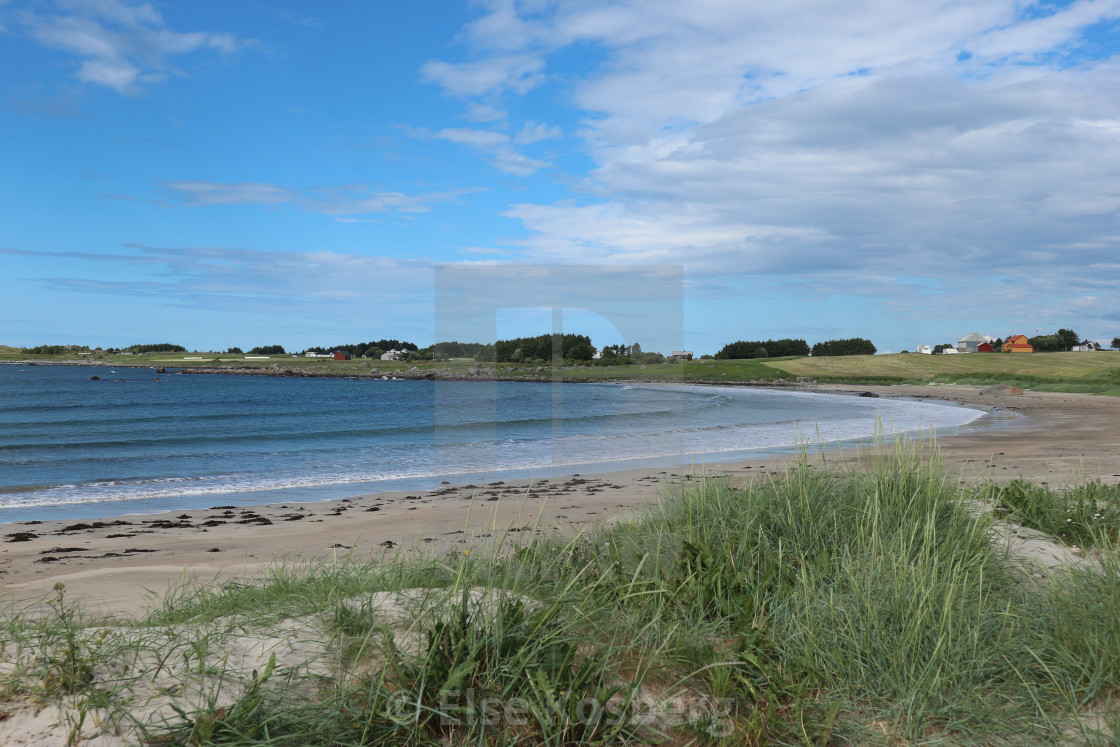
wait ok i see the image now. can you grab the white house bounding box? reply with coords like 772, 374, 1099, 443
669, 350, 693, 360
941, 347, 960, 355
916, 345, 932, 355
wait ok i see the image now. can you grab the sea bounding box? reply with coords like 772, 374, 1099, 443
0, 365, 986, 523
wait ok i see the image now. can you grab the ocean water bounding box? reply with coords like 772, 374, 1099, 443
0, 365, 984, 522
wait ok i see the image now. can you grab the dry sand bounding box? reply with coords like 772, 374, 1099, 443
3, 384, 1119, 616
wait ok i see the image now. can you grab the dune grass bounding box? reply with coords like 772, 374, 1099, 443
3, 445, 1119, 744
987, 479, 1120, 547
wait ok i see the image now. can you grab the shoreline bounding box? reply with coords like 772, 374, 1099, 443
0, 379, 985, 526
3, 383, 1120, 614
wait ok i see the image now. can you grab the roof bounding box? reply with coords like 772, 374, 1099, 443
959, 332, 984, 342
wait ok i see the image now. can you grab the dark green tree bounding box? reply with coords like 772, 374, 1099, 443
1029, 334, 1062, 352
715, 338, 809, 359
811, 338, 877, 356
1055, 328, 1080, 350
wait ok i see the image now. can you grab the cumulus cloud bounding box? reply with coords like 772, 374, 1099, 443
420, 0, 1120, 340
161, 180, 480, 216
20, 0, 253, 94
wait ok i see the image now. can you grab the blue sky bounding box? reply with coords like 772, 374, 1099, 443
2, 0, 1120, 354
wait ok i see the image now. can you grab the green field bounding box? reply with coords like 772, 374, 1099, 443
5, 348, 1120, 394
760, 350, 1120, 392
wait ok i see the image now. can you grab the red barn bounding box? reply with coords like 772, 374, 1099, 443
333, 351, 352, 360
977, 342, 994, 352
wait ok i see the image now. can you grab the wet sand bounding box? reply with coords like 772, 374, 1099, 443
3, 384, 1119, 615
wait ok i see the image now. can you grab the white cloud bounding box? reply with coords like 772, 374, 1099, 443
514, 121, 561, 144
489, 149, 551, 176
7, 244, 437, 317
161, 181, 480, 216
163, 181, 297, 206
420, 0, 1120, 340
966, 0, 1120, 61
464, 102, 507, 122
421, 53, 544, 97
434, 127, 510, 148
21, 0, 253, 94
416, 126, 553, 176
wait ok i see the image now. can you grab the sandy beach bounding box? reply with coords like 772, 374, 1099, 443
4, 383, 1119, 615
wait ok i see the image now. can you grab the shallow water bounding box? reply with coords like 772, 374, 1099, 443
0, 365, 983, 522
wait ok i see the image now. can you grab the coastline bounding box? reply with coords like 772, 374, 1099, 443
3, 383, 1119, 615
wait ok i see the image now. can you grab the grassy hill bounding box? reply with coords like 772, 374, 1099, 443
762, 351, 1120, 393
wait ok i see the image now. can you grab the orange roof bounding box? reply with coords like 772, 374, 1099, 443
1002, 334, 1033, 352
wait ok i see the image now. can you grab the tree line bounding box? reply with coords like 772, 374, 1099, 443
714, 339, 811, 359
304, 339, 419, 358
1028, 328, 1081, 352
715, 337, 875, 358
482, 334, 595, 363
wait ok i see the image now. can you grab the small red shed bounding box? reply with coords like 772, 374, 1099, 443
976, 342, 994, 352
333, 351, 352, 361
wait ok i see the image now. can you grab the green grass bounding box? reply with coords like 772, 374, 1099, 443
987, 479, 1120, 547
3, 447, 1119, 744
767, 351, 1120, 393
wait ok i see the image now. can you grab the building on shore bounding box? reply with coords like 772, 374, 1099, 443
957, 332, 985, 353
1002, 335, 1034, 353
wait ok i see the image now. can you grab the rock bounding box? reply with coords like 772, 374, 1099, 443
90, 375, 100, 381
155, 367, 166, 373
857, 391, 879, 398
981, 384, 1024, 396
468, 367, 479, 376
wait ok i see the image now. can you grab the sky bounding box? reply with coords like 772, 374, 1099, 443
2, 0, 1120, 355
